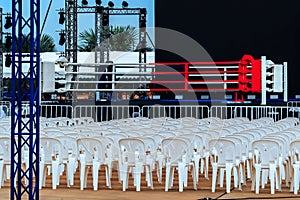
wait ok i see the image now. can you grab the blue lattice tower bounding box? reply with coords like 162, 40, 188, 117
11, 0, 40, 199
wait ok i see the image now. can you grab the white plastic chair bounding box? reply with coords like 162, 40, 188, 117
137, 136, 157, 186
162, 137, 197, 192
179, 134, 204, 184
118, 138, 153, 191
39, 137, 63, 189
0, 137, 10, 188
57, 135, 78, 187
209, 138, 241, 193
76, 138, 110, 190
289, 139, 300, 194
251, 139, 281, 194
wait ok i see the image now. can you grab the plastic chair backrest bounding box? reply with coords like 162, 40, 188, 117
252, 139, 280, 166
137, 136, 156, 153
209, 139, 236, 165
40, 137, 62, 163
179, 134, 204, 155
290, 139, 300, 162
119, 138, 146, 165
76, 138, 104, 164
57, 136, 78, 160
162, 138, 188, 164
0, 137, 10, 162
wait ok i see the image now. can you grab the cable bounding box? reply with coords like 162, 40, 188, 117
219, 196, 300, 200
41, 0, 53, 35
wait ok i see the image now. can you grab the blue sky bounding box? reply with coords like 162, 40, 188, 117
1, 0, 155, 52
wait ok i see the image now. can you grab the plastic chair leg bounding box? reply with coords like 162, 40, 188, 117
92, 161, 100, 191
293, 164, 299, 194
178, 162, 185, 192
79, 163, 86, 190
211, 163, 218, 193
165, 163, 171, 191
255, 164, 261, 194
225, 163, 233, 194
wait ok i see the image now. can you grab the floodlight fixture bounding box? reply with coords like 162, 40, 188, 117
122, 1, 128, 8
59, 12, 65, 24
4, 16, 12, 29
59, 32, 66, 46
5, 54, 11, 68
96, 0, 102, 5
82, 0, 88, 5
5, 36, 12, 50
108, 1, 114, 7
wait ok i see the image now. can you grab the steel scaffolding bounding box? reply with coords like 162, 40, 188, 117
63, 5, 147, 64
11, 0, 40, 199
60, 3, 148, 101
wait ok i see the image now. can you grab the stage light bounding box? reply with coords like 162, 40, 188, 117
59, 12, 65, 24
122, 1, 128, 8
4, 16, 12, 29
5, 36, 12, 50
108, 1, 114, 7
5, 55, 11, 68
96, 0, 101, 5
140, 8, 147, 15
102, 13, 109, 26
82, 0, 88, 5
59, 32, 66, 46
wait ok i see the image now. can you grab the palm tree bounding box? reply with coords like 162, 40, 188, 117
78, 26, 139, 52
109, 25, 138, 51
40, 34, 56, 52
3, 34, 56, 52
78, 28, 97, 52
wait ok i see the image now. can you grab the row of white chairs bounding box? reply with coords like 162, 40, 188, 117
1, 116, 300, 194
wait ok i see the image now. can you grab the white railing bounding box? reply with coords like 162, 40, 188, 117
141, 105, 210, 119
40, 104, 73, 118
74, 105, 140, 122
210, 106, 290, 121
3, 102, 300, 122
287, 101, 300, 119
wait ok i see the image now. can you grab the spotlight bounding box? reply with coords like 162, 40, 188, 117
5, 55, 12, 68
102, 13, 109, 26
4, 16, 12, 29
5, 36, 12, 50
122, 1, 128, 8
58, 12, 65, 24
82, 0, 88, 5
108, 1, 114, 7
140, 8, 147, 15
96, 0, 101, 5
59, 32, 66, 46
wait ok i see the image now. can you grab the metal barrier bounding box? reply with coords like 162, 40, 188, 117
141, 105, 210, 119
74, 105, 140, 122
210, 106, 290, 121
40, 104, 73, 118
3, 101, 299, 121
287, 101, 300, 119
0, 101, 11, 116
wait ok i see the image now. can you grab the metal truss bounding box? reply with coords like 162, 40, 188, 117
65, 0, 78, 100
11, 0, 40, 199
62, 4, 147, 64
61, 3, 148, 100
76, 6, 141, 15
65, 0, 78, 63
